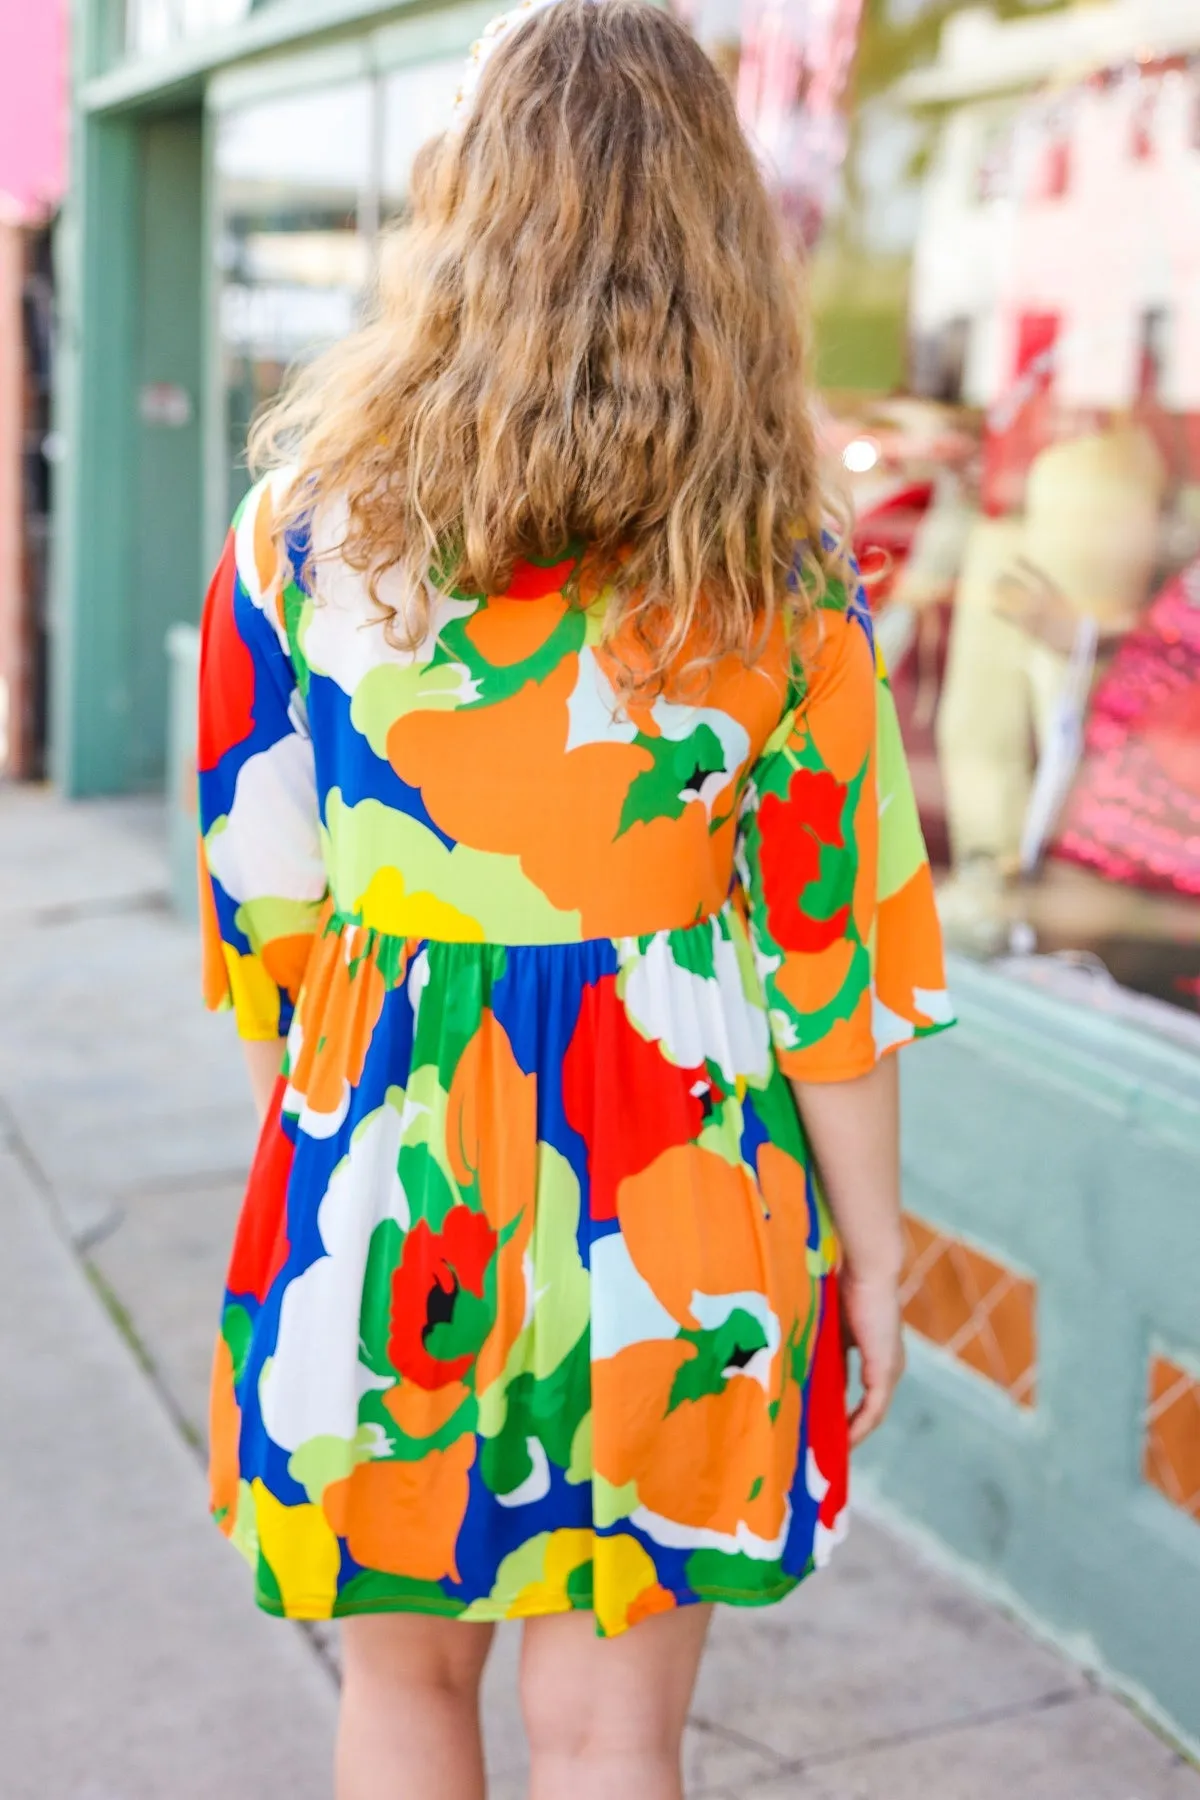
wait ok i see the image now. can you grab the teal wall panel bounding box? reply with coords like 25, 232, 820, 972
860, 959, 1200, 1751
130, 109, 205, 789
51, 108, 139, 795
53, 93, 205, 795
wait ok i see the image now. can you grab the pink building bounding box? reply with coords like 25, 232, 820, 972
0, 1, 67, 777
0, 4, 68, 222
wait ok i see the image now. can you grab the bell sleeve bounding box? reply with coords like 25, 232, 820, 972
736, 582, 954, 1082
197, 476, 327, 1041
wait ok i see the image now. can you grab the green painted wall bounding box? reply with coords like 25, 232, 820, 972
130, 110, 205, 789
860, 958, 1200, 1752
51, 109, 139, 795
53, 101, 205, 795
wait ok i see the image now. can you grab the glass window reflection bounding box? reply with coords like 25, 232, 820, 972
125, 0, 252, 57
726, 0, 1200, 1017
382, 60, 466, 222
216, 81, 374, 517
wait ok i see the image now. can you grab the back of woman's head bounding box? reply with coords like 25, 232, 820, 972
254, 0, 834, 685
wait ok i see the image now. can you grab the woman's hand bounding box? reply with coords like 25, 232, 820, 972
840, 1268, 905, 1446
790, 1056, 907, 1448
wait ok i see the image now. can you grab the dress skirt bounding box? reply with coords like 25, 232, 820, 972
209, 901, 850, 1637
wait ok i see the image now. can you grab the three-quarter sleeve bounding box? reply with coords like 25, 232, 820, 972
736, 582, 953, 1082
197, 476, 327, 1040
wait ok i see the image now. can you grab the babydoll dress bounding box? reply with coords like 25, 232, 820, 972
198, 470, 953, 1636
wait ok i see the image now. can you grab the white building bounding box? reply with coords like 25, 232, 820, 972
902, 1, 1200, 415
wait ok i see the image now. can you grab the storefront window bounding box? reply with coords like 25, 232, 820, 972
125, 0, 253, 57
728, 1, 1200, 1019
382, 60, 467, 222
215, 80, 374, 518
214, 57, 465, 516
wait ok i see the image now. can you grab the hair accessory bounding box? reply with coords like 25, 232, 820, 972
451, 0, 580, 131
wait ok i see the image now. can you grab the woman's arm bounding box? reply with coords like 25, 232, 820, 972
735, 581, 951, 1451
198, 478, 328, 1081
791, 1056, 906, 1446
243, 1039, 288, 1126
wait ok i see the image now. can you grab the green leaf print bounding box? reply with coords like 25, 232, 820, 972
424, 1285, 493, 1368
566, 1559, 594, 1608
788, 1292, 819, 1388
359, 1218, 404, 1380
221, 1302, 253, 1385
255, 1548, 286, 1615
480, 1329, 591, 1498
617, 723, 727, 837
281, 580, 312, 700
435, 603, 588, 706
428, 954, 490, 1094
746, 1071, 810, 1161
398, 1142, 459, 1234
667, 1309, 769, 1412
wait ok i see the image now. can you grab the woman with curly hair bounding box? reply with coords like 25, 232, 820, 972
196, 2, 952, 1793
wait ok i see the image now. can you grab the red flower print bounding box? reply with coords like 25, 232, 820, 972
226, 1097, 292, 1303
806, 1274, 849, 1553
503, 552, 580, 599
562, 975, 718, 1221
198, 533, 256, 772
389, 1207, 498, 1390
757, 767, 850, 954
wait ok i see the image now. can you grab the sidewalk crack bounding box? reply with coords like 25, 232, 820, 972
737, 1685, 1084, 1786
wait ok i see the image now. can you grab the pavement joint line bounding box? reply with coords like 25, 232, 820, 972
687, 1712, 790, 1770
112, 1167, 252, 1202
83, 1258, 165, 1387
0, 1092, 66, 1215
3, 887, 172, 930
0, 1088, 205, 1456
735, 1684, 1086, 1786
3, 1085, 339, 1702
855, 1495, 1200, 1769
73, 1204, 126, 1253
300, 1621, 345, 1686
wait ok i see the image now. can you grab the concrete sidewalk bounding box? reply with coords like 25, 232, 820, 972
1, 782, 1196, 1800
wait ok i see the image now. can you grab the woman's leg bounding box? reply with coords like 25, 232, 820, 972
336, 1614, 495, 1800
520, 1604, 713, 1800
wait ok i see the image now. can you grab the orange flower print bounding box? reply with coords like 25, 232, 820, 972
323, 1434, 476, 1582
593, 1142, 816, 1546
288, 925, 386, 1119
209, 1333, 241, 1533
445, 1009, 537, 1395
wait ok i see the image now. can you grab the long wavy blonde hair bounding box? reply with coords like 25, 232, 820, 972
251, 0, 836, 687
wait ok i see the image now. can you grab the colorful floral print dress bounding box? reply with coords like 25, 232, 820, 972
198, 470, 952, 1635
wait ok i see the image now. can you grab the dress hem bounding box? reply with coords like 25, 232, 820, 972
249, 1571, 813, 1631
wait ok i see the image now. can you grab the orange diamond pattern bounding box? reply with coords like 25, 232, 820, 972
898, 1213, 1037, 1408
1144, 1357, 1200, 1522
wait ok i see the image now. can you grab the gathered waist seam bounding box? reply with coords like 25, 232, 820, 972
320, 894, 742, 951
